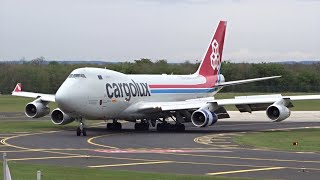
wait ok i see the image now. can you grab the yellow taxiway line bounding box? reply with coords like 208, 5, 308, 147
206, 167, 285, 175
87, 133, 123, 149
89, 161, 173, 168
8, 155, 87, 161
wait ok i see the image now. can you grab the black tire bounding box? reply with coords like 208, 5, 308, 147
177, 124, 185, 132
76, 127, 81, 136
82, 128, 87, 136
143, 123, 149, 131
156, 123, 161, 131
116, 123, 122, 130
107, 123, 111, 130
134, 123, 139, 130
157, 123, 168, 131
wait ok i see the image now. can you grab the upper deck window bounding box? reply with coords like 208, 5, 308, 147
68, 74, 86, 78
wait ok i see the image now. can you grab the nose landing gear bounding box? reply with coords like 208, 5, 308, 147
76, 121, 87, 136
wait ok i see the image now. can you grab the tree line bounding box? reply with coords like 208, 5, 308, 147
0, 58, 320, 94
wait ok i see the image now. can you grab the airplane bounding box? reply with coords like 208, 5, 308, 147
12, 21, 320, 136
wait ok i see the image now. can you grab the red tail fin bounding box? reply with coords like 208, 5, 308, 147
196, 21, 227, 77
13, 83, 22, 92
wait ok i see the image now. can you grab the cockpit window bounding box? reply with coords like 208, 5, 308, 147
98, 75, 103, 80
68, 74, 86, 78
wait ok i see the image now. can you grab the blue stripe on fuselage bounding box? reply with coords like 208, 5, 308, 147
150, 88, 216, 94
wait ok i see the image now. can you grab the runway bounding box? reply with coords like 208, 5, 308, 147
1, 112, 320, 180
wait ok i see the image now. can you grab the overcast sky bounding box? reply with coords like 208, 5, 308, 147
1, 0, 319, 63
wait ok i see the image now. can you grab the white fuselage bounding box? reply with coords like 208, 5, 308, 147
55, 67, 223, 120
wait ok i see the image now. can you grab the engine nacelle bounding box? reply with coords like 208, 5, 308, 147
25, 101, 50, 118
51, 108, 75, 125
266, 104, 291, 122
191, 109, 218, 127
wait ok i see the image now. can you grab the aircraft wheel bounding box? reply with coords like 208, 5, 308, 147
134, 123, 140, 130
82, 128, 87, 136
157, 123, 169, 131
116, 122, 122, 130
176, 124, 185, 132
143, 123, 149, 131
76, 127, 81, 136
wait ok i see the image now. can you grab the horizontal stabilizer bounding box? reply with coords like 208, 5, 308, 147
215, 76, 281, 88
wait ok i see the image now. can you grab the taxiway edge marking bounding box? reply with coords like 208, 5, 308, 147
206, 167, 285, 175
89, 161, 173, 168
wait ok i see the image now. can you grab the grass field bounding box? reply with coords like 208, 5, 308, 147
0, 162, 248, 180
0, 95, 57, 112
234, 128, 320, 152
1, 93, 320, 112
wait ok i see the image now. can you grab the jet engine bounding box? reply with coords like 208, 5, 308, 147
51, 108, 75, 125
191, 109, 218, 127
266, 104, 291, 122
25, 101, 50, 118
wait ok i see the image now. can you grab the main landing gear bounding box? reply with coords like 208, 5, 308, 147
156, 117, 185, 132
134, 120, 149, 131
76, 121, 87, 136
106, 120, 122, 131
156, 122, 185, 132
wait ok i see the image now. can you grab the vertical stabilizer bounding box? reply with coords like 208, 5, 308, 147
196, 21, 227, 77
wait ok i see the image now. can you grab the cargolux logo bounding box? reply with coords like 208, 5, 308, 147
210, 39, 220, 70
106, 80, 151, 102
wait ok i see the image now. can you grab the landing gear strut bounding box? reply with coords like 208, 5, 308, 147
106, 119, 122, 131
76, 121, 87, 136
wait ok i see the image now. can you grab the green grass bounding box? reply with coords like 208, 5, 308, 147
0, 95, 57, 112
234, 128, 320, 152
1, 93, 320, 112
0, 162, 248, 180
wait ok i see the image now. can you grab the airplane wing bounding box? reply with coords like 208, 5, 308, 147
11, 83, 55, 102
215, 76, 281, 88
137, 94, 320, 114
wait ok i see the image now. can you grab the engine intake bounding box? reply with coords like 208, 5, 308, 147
191, 109, 218, 127
25, 101, 50, 118
51, 108, 75, 125
266, 104, 291, 122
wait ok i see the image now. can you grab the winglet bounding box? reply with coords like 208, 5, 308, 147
13, 83, 22, 93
